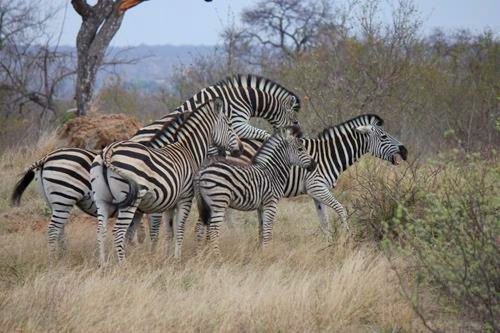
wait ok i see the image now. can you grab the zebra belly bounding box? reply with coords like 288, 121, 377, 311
229, 200, 261, 211
136, 184, 188, 214
228, 188, 265, 211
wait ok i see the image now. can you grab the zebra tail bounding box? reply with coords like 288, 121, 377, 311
101, 143, 140, 209
11, 162, 40, 206
115, 176, 139, 209
197, 193, 212, 226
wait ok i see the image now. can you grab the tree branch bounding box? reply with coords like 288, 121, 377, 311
119, 0, 149, 13
71, 0, 93, 19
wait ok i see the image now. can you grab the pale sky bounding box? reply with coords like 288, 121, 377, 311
52, 0, 500, 46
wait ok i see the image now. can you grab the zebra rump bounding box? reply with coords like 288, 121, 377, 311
101, 150, 140, 210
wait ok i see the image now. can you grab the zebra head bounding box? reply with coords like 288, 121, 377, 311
271, 94, 300, 129
355, 119, 408, 165
282, 125, 317, 172
212, 98, 243, 157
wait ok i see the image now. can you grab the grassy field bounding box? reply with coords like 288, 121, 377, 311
0, 142, 467, 332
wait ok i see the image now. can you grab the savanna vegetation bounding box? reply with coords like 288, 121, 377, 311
0, 0, 498, 332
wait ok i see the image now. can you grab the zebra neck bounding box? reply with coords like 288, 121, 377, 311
313, 124, 369, 178
253, 138, 291, 184
171, 111, 216, 166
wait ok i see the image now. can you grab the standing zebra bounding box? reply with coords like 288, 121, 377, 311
200, 114, 408, 233
10, 112, 187, 260
91, 99, 241, 263
11, 74, 301, 259
195, 126, 316, 258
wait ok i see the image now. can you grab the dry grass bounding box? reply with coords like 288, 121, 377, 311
0, 145, 426, 332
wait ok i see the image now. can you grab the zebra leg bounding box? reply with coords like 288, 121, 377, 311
313, 198, 332, 235
173, 200, 192, 259
206, 209, 226, 260
96, 202, 113, 266
125, 213, 139, 245
125, 212, 143, 246
164, 209, 175, 256
257, 206, 264, 244
232, 120, 270, 142
260, 203, 278, 248
113, 206, 142, 263
308, 184, 348, 230
47, 203, 72, 262
148, 213, 163, 251
136, 218, 146, 244
194, 218, 207, 255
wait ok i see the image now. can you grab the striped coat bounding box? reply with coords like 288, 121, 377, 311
195, 126, 316, 257
91, 99, 241, 263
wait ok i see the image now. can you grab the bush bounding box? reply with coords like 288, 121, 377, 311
351, 152, 500, 331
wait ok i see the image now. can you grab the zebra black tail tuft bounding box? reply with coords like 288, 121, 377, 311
116, 176, 140, 209
11, 168, 36, 206
197, 193, 211, 226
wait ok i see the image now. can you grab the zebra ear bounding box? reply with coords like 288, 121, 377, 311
355, 125, 374, 134
286, 95, 297, 110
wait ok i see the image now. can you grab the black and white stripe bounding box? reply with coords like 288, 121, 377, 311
220, 114, 408, 232
10, 113, 186, 261
91, 99, 241, 264
194, 126, 316, 257
11, 74, 300, 260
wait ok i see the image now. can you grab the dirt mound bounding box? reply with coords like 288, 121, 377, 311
57, 114, 142, 149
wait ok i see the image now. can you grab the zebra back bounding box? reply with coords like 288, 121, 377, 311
125, 74, 300, 149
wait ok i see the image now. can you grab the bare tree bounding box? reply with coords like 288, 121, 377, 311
71, 0, 215, 116
70, 0, 150, 116
240, 0, 333, 60
0, 1, 74, 121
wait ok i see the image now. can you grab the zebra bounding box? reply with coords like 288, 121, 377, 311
10, 112, 188, 260
91, 98, 242, 264
167, 74, 300, 142
11, 73, 301, 259
213, 114, 408, 233
194, 126, 316, 258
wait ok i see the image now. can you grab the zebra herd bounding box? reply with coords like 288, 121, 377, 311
11, 74, 407, 265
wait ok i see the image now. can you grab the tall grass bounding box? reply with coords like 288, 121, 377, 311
0, 220, 422, 332
0, 145, 428, 332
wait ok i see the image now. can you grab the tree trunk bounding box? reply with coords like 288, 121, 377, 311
71, 0, 210, 116
72, 0, 143, 116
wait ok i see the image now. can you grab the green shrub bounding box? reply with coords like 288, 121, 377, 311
351, 152, 499, 331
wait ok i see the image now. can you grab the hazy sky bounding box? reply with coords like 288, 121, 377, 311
53, 0, 500, 46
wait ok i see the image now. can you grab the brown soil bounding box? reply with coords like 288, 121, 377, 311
56, 114, 142, 149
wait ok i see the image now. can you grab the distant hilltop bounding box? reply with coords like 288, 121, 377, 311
57, 44, 214, 95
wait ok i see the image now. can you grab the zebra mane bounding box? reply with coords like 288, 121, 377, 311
317, 114, 384, 139
171, 100, 215, 142
250, 124, 303, 164
250, 132, 286, 165
146, 111, 190, 145
176, 74, 301, 113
